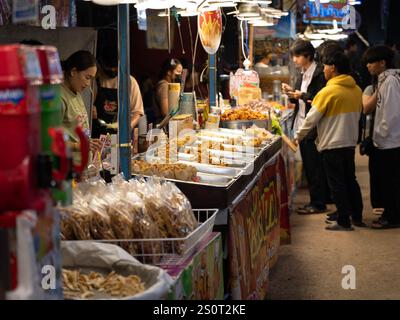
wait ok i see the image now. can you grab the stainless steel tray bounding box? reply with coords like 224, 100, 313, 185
183, 146, 255, 162
220, 119, 270, 130
208, 149, 255, 162
197, 172, 235, 186
221, 143, 262, 154
177, 160, 243, 178
130, 172, 235, 188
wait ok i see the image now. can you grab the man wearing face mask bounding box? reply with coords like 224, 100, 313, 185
154, 58, 183, 123
92, 46, 144, 138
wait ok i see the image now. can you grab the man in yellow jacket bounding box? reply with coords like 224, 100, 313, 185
295, 51, 364, 231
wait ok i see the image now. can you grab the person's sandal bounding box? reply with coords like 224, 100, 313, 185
297, 205, 327, 215
371, 218, 400, 229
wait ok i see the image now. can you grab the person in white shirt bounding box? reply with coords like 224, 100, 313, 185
254, 51, 272, 69
282, 39, 330, 215
363, 45, 400, 229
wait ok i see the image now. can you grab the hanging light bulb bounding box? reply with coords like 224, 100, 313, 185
135, 0, 201, 10
207, 0, 237, 8
237, 3, 261, 18
91, 0, 137, 5
135, 0, 173, 10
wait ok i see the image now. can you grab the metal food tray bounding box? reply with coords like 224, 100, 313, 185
207, 148, 256, 161
220, 119, 271, 130
197, 172, 234, 186
176, 160, 243, 178
175, 136, 283, 209
76, 209, 218, 265
183, 145, 255, 162
221, 143, 262, 154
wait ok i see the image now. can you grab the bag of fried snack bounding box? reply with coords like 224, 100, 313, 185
149, 179, 197, 237
75, 175, 107, 198
106, 195, 136, 255
88, 195, 116, 240
161, 181, 198, 237
60, 203, 92, 240
125, 191, 162, 261
59, 207, 76, 240
134, 179, 169, 239
105, 193, 132, 240
147, 180, 198, 254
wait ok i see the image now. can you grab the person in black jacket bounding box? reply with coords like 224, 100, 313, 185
282, 39, 330, 214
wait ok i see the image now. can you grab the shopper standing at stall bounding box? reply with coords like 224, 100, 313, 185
282, 39, 330, 215
295, 52, 364, 231
360, 77, 384, 216
254, 51, 273, 68
362, 45, 400, 229
92, 46, 144, 138
155, 58, 183, 123
61, 50, 101, 162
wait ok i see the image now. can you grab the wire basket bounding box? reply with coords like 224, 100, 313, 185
74, 209, 218, 265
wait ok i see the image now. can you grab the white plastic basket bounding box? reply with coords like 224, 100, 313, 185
73, 209, 218, 265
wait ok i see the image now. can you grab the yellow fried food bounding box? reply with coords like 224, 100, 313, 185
221, 107, 268, 121
62, 269, 145, 299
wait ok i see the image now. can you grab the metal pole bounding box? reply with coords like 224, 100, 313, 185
118, 4, 131, 180
209, 54, 217, 107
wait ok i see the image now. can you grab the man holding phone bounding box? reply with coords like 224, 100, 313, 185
282, 39, 330, 215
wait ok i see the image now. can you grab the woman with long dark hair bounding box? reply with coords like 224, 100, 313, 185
61, 50, 101, 163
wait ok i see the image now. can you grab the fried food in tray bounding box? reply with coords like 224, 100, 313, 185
62, 269, 145, 299
243, 100, 286, 113
131, 160, 197, 181
221, 107, 268, 121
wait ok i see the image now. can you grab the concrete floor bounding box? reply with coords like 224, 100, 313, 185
268, 153, 400, 300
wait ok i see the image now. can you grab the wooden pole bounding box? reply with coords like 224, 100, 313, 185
249, 24, 254, 67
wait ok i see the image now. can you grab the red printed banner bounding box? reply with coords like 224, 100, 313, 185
228, 156, 285, 300
277, 155, 291, 245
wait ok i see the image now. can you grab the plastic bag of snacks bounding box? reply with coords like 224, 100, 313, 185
161, 181, 198, 237
60, 203, 92, 240
137, 179, 170, 239
104, 188, 136, 255
88, 196, 116, 240
110, 177, 161, 258
59, 208, 76, 240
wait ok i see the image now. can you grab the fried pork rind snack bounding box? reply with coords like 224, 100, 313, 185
62, 269, 145, 299
221, 107, 268, 121
88, 197, 116, 240
102, 192, 135, 255
60, 204, 92, 240
59, 208, 77, 241
139, 181, 170, 239
163, 182, 198, 235
125, 190, 161, 257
